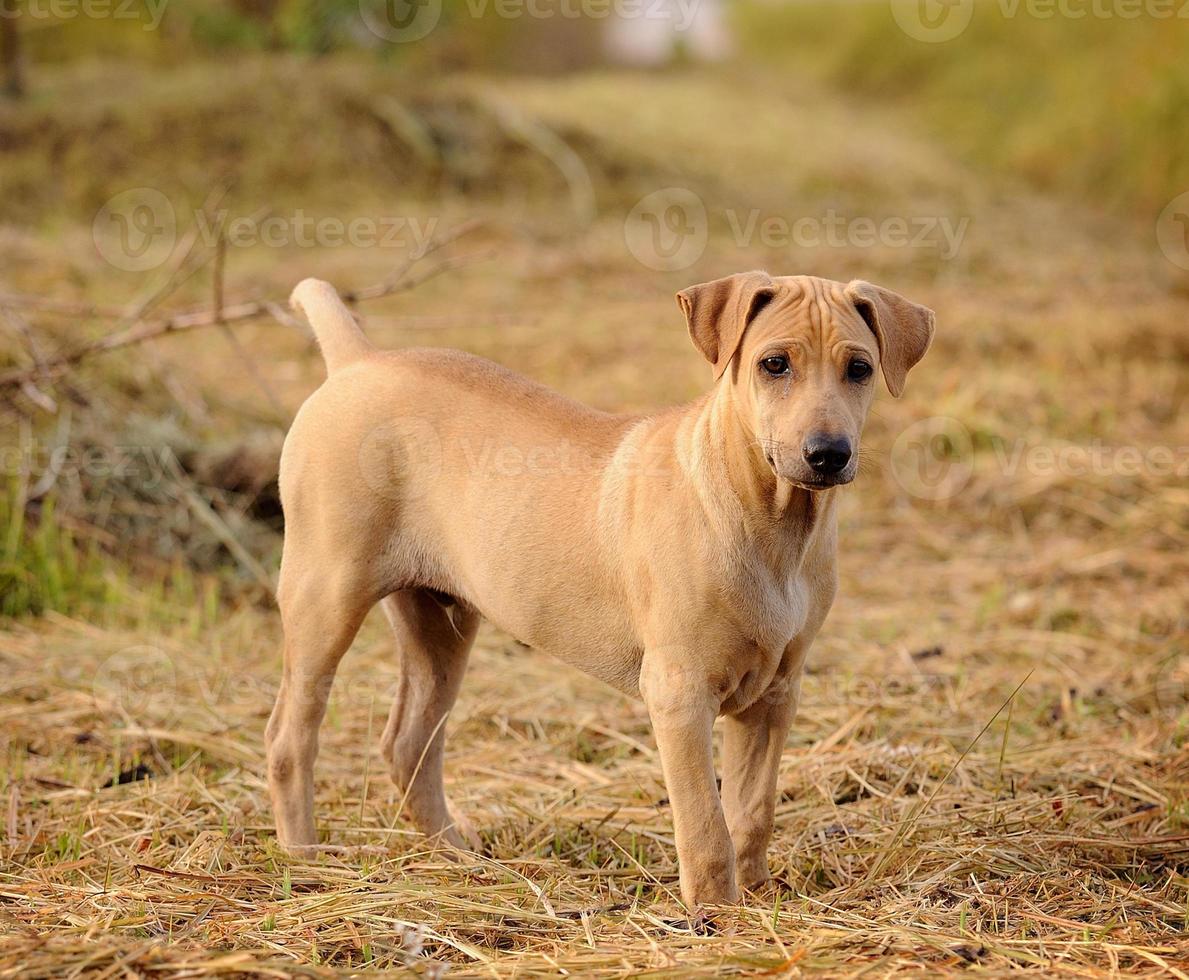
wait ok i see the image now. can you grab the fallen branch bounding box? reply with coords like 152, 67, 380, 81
0, 303, 57, 411
0, 220, 486, 392
211, 233, 287, 422
0, 294, 128, 319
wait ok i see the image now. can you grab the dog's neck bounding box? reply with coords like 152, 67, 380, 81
684, 385, 832, 575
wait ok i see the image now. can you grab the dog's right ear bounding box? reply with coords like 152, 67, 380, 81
677, 271, 776, 380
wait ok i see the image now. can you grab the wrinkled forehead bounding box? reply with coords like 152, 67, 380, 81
745, 276, 875, 351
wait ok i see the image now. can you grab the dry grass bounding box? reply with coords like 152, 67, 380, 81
2, 61, 1188, 977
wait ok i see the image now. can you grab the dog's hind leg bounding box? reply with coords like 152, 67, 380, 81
379, 589, 480, 850
266, 562, 373, 851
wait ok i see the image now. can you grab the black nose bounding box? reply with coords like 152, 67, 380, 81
803, 435, 852, 476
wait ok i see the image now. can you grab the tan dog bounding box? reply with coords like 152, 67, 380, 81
266, 271, 934, 907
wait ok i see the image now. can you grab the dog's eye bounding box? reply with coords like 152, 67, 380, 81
760, 356, 790, 376
847, 359, 873, 382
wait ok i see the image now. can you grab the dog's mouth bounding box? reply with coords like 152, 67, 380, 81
788, 472, 854, 490
765, 453, 855, 491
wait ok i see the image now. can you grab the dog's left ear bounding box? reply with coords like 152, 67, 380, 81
677, 271, 776, 380
845, 280, 936, 397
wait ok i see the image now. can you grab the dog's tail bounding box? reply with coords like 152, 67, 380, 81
289, 278, 375, 375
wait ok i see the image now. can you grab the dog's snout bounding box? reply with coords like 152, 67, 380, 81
802, 435, 852, 476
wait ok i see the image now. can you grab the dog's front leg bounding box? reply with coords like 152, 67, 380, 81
640, 655, 737, 908
720, 677, 799, 892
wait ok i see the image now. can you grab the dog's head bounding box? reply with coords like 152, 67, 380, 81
678, 272, 934, 490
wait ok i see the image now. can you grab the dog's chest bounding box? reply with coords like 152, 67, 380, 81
708, 564, 828, 715
729, 559, 813, 652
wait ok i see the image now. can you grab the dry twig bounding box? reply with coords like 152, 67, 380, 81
0, 220, 485, 392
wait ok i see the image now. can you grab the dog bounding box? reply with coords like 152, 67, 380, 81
266, 271, 934, 908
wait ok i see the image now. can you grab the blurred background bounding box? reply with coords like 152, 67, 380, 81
1, 0, 1186, 608
1, 1, 1187, 974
